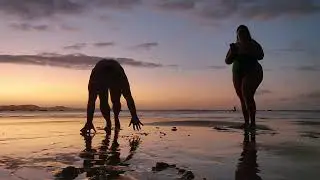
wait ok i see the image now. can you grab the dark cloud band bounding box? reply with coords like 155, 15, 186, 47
63, 43, 87, 50
1, 0, 317, 21
0, 53, 167, 69
132, 42, 159, 50
10, 23, 50, 31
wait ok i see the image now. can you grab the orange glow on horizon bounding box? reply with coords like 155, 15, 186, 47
0, 64, 245, 109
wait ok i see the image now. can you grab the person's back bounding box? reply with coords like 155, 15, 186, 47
89, 59, 125, 92
81, 59, 143, 135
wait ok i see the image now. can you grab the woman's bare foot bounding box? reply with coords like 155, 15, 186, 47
80, 122, 96, 135
240, 122, 249, 129
104, 126, 112, 133
250, 122, 256, 130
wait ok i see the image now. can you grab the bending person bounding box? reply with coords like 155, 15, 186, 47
81, 59, 143, 134
225, 25, 264, 128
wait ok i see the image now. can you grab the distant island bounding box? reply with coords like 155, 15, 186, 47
0, 105, 79, 112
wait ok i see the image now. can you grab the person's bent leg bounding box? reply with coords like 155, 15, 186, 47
233, 76, 249, 126
99, 91, 111, 130
110, 88, 121, 130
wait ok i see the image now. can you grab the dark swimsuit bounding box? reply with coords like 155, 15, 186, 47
232, 54, 262, 79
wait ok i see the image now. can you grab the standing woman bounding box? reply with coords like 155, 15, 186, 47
225, 25, 264, 128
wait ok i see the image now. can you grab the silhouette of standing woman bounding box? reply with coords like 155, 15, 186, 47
81, 59, 143, 134
225, 25, 264, 128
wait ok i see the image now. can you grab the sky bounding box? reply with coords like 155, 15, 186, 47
0, 0, 319, 110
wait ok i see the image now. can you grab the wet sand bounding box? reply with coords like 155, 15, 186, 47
0, 114, 320, 179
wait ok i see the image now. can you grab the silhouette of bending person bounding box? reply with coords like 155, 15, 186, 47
225, 25, 264, 128
81, 59, 143, 134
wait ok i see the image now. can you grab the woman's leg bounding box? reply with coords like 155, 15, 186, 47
99, 90, 111, 130
110, 88, 122, 130
242, 65, 263, 127
233, 76, 249, 125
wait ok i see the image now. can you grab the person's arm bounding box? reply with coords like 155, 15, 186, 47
252, 40, 264, 60
86, 91, 97, 124
120, 72, 143, 130
121, 77, 138, 119
225, 43, 237, 65
81, 84, 98, 134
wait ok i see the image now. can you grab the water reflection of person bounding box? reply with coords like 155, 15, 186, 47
56, 130, 141, 180
235, 129, 262, 180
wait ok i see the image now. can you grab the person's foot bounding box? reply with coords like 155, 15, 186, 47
250, 122, 256, 130
240, 122, 249, 129
80, 123, 96, 135
104, 121, 112, 131
104, 126, 111, 133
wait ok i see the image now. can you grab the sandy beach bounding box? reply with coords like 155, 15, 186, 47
0, 111, 320, 180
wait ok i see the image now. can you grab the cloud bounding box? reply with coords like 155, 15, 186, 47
132, 42, 159, 50
9, 23, 50, 31
279, 97, 291, 102
296, 90, 320, 108
93, 42, 115, 47
296, 65, 320, 71
256, 89, 272, 96
9, 22, 80, 32
0, 0, 318, 22
157, 0, 195, 10
268, 40, 310, 54
156, 0, 320, 21
59, 24, 80, 31
90, 0, 142, 9
207, 65, 226, 70
63, 43, 87, 50
0, 0, 141, 20
282, 65, 320, 72
270, 48, 306, 52
0, 53, 167, 69
0, 0, 84, 20
277, 90, 320, 109
301, 90, 320, 99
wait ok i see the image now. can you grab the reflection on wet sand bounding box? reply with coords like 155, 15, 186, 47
235, 129, 262, 180
55, 130, 141, 180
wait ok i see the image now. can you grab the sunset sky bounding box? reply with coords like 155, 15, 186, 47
0, 0, 319, 110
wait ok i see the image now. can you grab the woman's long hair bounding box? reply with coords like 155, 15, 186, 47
236, 25, 252, 43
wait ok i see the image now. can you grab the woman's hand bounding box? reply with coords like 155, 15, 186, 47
129, 116, 143, 130
80, 122, 96, 135
225, 43, 238, 65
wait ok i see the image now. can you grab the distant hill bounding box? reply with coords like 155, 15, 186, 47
0, 105, 78, 111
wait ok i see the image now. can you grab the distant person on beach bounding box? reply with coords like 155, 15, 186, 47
225, 25, 264, 128
81, 59, 143, 134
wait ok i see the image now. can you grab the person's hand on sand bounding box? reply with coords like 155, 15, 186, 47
80, 122, 97, 135
129, 116, 143, 131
